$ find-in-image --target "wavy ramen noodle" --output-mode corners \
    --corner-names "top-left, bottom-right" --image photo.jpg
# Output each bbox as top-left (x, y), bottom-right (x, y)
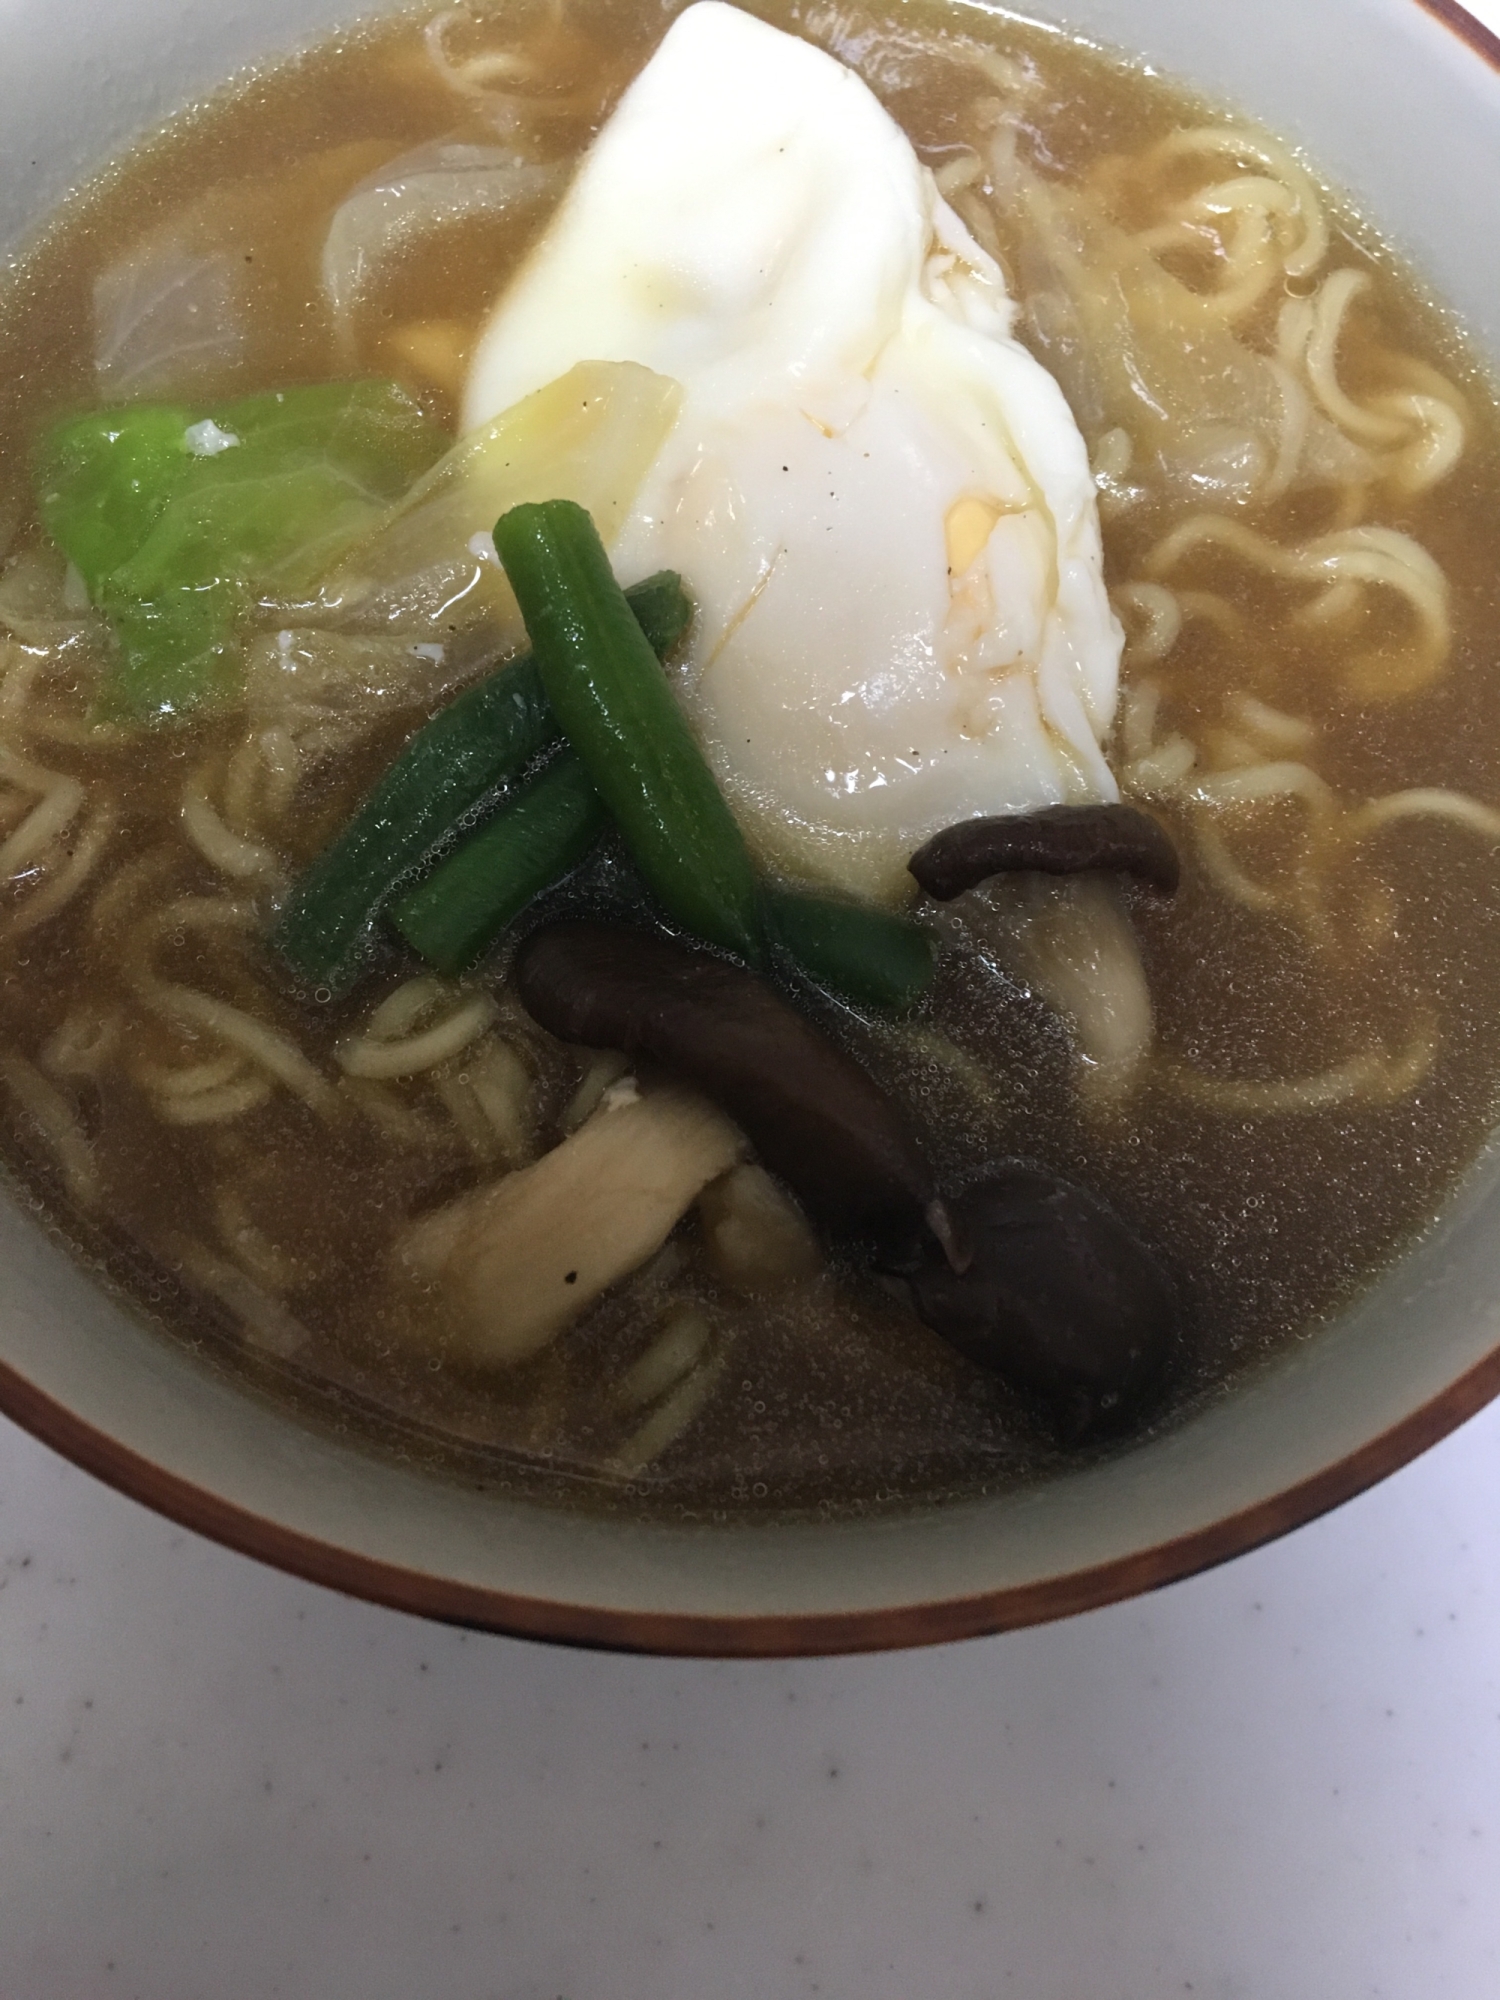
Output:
top-left (0, 0), bottom-right (1498, 1515)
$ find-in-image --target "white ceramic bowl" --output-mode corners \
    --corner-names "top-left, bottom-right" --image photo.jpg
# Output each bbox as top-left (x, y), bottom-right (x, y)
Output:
top-left (2, 0), bottom-right (1498, 1654)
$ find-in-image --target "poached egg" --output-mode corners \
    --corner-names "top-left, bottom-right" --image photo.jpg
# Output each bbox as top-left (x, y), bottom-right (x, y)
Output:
top-left (464, 1), bottom-right (1122, 903)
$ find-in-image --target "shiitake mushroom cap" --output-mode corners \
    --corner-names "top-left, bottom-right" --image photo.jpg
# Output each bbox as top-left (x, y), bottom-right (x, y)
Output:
top-left (518, 922), bottom-right (1180, 1446)
top-left (515, 919), bottom-right (933, 1235)
top-left (902, 1165), bottom-right (1179, 1443)
top-left (908, 803), bottom-right (1180, 901)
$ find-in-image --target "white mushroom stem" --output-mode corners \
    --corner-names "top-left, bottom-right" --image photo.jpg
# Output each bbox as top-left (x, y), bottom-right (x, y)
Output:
top-left (699, 1163), bottom-right (821, 1292)
top-left (397, 1082), bottom-right (746, 1367)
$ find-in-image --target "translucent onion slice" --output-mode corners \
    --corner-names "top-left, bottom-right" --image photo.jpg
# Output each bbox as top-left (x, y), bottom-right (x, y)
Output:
top-left (320, 141), bottom-right (561, 338)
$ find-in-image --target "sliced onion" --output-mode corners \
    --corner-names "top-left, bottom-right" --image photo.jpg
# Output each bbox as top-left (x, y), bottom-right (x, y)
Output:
top-left (94, 240), bottom-right (248, 399)
top-left (321, 142), bottom-right (560, 337)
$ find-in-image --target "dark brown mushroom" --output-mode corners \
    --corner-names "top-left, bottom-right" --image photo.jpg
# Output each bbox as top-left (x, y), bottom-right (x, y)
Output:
top-left (900, 1165), bottom-right (1178, 1441)
top-left (908, 803), bottom-right (1180, 901)
top-left (518, 922), bottom-right (1181, 1444)
top-left (515, 921), bottom-right (935, 1237)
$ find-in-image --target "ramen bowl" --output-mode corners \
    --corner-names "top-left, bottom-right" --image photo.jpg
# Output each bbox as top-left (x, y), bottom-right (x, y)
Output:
top-left (0, 0), bottom-right (1498, 1654)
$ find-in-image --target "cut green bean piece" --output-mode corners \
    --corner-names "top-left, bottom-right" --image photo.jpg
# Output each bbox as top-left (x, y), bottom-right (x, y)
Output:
top-left (391, 752), bottom-right (607, 975)
top-left (492, 499), bottom-right (763, 965)
top-left (603, 566), bottom-right (694, 665)
top-left (272, 568), bottom-right (691, 993)
top-left (763, 885), bottom-right (937, 1012)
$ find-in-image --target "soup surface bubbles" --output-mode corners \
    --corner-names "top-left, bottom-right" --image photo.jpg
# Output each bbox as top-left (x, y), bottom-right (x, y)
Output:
top-left (1, 0), bottom-right (1499, 1519)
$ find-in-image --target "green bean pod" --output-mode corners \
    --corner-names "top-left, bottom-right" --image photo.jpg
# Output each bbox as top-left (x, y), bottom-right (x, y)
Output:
top-left (492, 499), bottom-right (764, 965)
top-left (272, 569), bottom-right (691, 993)
top-left (762, 885), bottom-right (937, 1013)
top-left (391, 752), bottom-right (607, 975)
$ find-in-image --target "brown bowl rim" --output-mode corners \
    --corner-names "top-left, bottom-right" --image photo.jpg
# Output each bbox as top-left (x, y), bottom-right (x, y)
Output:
top-left (2, 0), bottom-right (1499, 1658)
top-left (3, 1325), bottom-right (1500, 1654)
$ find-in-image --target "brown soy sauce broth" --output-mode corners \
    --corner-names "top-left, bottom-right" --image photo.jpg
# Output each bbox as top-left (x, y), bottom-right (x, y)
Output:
top-left (0, 0), bottom-right (1498, 1519)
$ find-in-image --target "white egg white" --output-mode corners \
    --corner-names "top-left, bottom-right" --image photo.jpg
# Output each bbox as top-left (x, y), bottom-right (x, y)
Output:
top-left (464, 0), bottom-right (1123, 902)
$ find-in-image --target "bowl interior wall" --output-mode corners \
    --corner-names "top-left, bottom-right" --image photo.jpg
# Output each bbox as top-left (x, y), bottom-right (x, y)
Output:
top-left (0, 0), bottom-right (1497, 1645)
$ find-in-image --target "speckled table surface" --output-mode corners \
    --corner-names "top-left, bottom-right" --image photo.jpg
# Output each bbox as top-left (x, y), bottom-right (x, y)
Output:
top-left (6, 0), bottom-right (1500, 1989)
top-left (1, 1391), bottom-right (1497, 1999)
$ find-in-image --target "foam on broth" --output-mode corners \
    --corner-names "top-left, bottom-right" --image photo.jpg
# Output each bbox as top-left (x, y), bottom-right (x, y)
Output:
top-left (1, 0), bottom-right (1499, 1518)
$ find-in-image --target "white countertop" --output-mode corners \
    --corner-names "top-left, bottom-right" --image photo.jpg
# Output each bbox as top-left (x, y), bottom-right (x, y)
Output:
top-left (1, 1396), bottom-right (1497, 1997)
top-left (5, 0), bottom-right (1500, 1987)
